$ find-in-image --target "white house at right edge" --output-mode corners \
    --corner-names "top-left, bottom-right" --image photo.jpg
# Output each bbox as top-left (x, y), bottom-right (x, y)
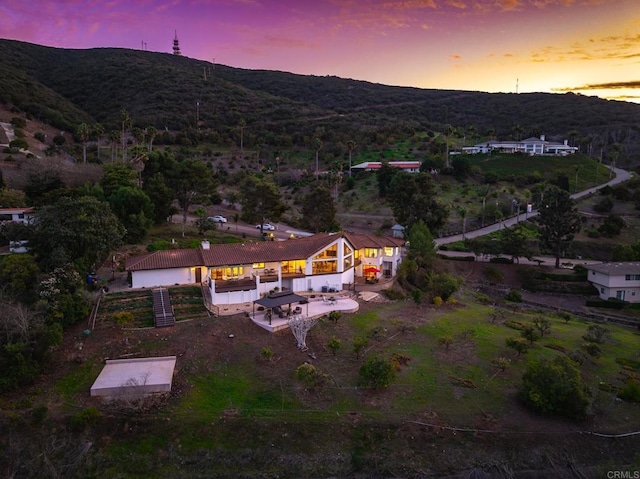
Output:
top-left (463, 136), bottom-right (578, 156)
top-left (586, 262), bottom-right (640, 303)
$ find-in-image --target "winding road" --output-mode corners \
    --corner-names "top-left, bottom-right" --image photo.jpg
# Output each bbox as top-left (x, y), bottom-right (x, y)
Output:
top-left (435, 165), bottom-right (633, 247)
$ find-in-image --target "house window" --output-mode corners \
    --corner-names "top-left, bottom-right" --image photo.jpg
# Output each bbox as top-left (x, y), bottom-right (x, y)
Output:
top-left (600, 288), bottom-right (605, 294)
top-left (384, 247), bottom-right (394, 257)
top-left (364, 248), bottom-right (378, 258)
top-left (253, 262), bottom-right (265, 269)
top-left (0, 214), bottom-right (11, 221)
top-left (591, 271), bottom-right (595, 276)
top-left (344, 244), bottom-right (353, 255)
top-left (312, 260), bottom-right (337, 274)
top-left (223, 267), bottom-right (244, 279)
top-left (314, 244), bottom-right (338, 260)
top-left (343, 254), bottom-right (353, 270)
top-left (625, 274), bottom-right (640, 281)
top-left (281, 260), bottom-right (305, 274)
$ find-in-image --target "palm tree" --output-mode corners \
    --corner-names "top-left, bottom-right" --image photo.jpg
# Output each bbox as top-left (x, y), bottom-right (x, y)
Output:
top-left (108, 130), bottom-right (120, 163)
top-left (120, 109), bottom-right (132, 162)
top-left (129, 145), bottom-right (148, 187)
top-left (145, 126), bottom-right (157, 152)
top-left (76, 123), bottom-right (90, 164)
top-left (347, 140), bottom-right (356, 177)
top-left (131, 127), bottom-right (145, 146)
top-left (313, 137), bottom-right (323, 180)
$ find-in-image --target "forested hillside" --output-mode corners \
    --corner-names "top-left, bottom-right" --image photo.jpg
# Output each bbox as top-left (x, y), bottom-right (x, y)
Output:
top-left (1, 38), bottom-right (640, 160)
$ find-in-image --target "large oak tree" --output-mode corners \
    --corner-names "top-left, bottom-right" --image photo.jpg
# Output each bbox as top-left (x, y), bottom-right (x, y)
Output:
top-left (30, 196), bottom-right (125, 273)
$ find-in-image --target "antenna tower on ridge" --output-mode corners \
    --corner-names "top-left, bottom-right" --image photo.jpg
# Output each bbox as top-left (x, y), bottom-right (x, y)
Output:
top-left (173, 30), bottom-right (181, 56)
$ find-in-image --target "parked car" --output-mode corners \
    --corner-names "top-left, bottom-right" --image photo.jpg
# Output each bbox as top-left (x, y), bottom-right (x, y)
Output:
top-left (208, 215), bottom-right (227, 223)
top-left (256, 223), bottom-right (275, 231)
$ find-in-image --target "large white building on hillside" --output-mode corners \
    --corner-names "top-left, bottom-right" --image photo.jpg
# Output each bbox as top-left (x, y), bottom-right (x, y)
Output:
top-left (463, 136), bottom-right (578, 156)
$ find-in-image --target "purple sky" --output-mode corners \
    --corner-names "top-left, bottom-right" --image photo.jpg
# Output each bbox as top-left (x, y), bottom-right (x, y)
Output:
top-left (1, 0), bottom-right (639, 103)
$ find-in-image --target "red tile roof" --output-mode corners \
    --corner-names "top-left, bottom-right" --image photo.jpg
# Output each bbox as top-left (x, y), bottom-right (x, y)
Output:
top-left (126, 233), bottom-right (405, 272)
top-left (344, 232), bottom-right (405, 249)
top-left (125, 249), bottom-right (204, 271)
top-left (200, 233), bottom-right (343, 266)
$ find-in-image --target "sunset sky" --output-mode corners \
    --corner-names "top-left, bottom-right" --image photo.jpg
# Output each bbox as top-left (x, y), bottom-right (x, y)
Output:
top-left (1, 0), bottom-right (639, 103)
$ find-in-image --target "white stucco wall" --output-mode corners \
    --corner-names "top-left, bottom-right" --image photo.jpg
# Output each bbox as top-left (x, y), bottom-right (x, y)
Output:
top-left (131, 268), bottom-right (193, 289)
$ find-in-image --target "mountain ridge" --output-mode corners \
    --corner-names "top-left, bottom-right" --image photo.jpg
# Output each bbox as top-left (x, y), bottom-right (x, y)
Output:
top-left (0, 38), bottom-right (639, 159)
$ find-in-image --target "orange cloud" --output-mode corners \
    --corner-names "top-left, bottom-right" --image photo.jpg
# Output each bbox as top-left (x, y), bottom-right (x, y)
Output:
top-left (554, 80), bottom-right (640, 91)
top-left (529, 31), bottom-right (640, 63)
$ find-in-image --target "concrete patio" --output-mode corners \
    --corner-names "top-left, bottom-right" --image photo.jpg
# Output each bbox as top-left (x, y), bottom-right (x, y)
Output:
top-left (249, 294), bottom-right (360, 332)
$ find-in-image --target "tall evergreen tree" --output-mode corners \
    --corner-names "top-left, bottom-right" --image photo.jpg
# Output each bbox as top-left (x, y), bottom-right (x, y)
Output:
top-left (534, 186), bottom-right (581, 268)
top-left (387, 172), bottom-right (448, 233)
top-left (301, 184), bottom-right (337, 233)
top-left (239, 176), bottom-right (287, 232)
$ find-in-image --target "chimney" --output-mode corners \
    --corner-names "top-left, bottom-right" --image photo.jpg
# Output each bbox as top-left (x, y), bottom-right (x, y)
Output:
top-left (540, 135), bottom-right (545, 141)
top-left (201, 240), bottom-right (210, 250)
top-left (564, 139), bottom-right (568, 145)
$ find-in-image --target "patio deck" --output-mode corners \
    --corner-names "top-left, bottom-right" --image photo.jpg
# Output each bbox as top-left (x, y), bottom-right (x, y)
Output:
top-left (250, 295), bottom-right (359, 332)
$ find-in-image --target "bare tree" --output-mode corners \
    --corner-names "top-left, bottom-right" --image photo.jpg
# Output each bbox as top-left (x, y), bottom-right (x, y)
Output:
top-left (288, 315), bottom-right (318, 351)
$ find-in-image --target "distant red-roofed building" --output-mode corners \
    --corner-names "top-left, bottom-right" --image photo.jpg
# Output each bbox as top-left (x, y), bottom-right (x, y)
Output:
top-left (126, 233), bottom-right (405, 309)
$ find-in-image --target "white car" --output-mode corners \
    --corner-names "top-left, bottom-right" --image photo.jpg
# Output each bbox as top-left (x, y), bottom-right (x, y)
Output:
top-left (256, 223), bottom-right (275, 231)
top-left (209, 215), bottom-right (227, 223)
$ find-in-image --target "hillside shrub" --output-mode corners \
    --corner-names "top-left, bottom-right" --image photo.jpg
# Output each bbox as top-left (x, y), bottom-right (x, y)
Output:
top-left (582, 324), bottom-right (609, 344)
top-left (504, 319), bottom-right (526, 331)
top-left (296, 364), bottom-right (328, 390)
top-left (505, 290), bottom-right (522, 302)
top-left (326, 337), bottom-right (341, 356)
top-left (352, 336), bottom-right (369, 359)
top-left (69, 407), bottom-right (100, 432)
top-left (483, 266), bottom-right (504, 284)
top-left (9, 139), bottom-right (28, 150)
top-left (358, 356), bottom-right (396, 388)
top-left (593, 196), bottom-right (614, 213)
top-left (581, 342), bottom-right (602, 358)
top-left (520, 356), bottom-right (590, 420)
top-left (328, 311), bottom-right (341, 324)
top-left (618, 380), bottom-right (640, 403)
top-left (505, 337), bottom-right (529, 356)
top-left (490, 257), bottom-right (513, 264)
top-left (113, 311), bottom-right (134, 327)
top-left (261, 347), bottom-right (273, 361)
top-left (586, 298), bottom-right (628, 309)
top-left (384, 288), bottom-right (405, 300)
top-left (438, 254), bottom-right (475, 262)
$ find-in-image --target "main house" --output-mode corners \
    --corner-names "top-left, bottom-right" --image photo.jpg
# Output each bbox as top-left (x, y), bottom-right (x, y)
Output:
top-left (585, 262), bottom-right (640, 303)
top-left (463, 136), bottom-right (578, 156)
top-left (126, 232), bottom-right (405, 309)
